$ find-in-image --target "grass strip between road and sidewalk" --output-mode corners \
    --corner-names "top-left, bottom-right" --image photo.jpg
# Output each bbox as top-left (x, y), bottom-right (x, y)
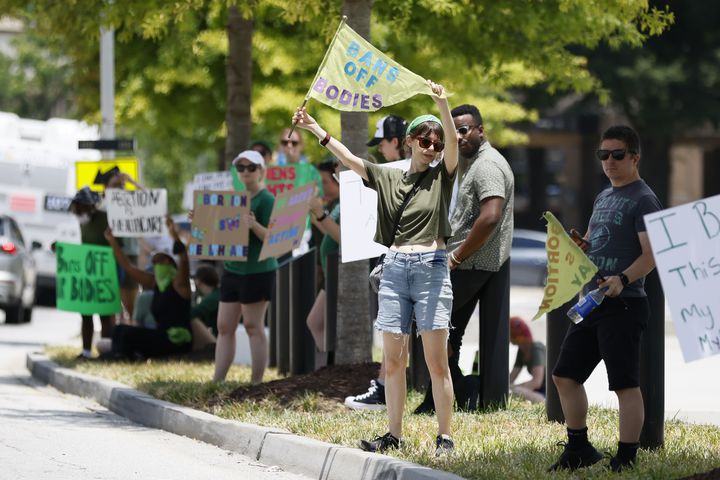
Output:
top-left (46, 346), bottom-right (720, 480)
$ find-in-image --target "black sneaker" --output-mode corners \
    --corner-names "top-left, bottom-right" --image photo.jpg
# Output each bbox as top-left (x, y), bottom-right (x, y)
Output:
top-left (609, 455), bottom-right (635, 473)
top-left (548, 441), bottom-right (604, 471)
top-left (435, 434), bottom-right (454, 457)
top-left (359, 432), bottom-right (401, 453)
top-left (344, 380), bottom-right (386, 411)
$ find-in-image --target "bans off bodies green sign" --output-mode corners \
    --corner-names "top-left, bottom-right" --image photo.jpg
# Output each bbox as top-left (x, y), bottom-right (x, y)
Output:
top-left (55, 242), bottom-right (122, 315)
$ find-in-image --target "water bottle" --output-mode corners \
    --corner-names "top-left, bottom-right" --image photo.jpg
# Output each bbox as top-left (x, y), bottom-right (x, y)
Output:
top-left (567, 288), bottom-right (607, 324)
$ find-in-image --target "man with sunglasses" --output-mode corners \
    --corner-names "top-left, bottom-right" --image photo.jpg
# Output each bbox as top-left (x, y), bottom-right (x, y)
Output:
top-left (276, 128), bottom-right (308, 166)
top-left (414, 103), bottom-right (515, 414)
top-left (549, 125), bottom-right (661, 473)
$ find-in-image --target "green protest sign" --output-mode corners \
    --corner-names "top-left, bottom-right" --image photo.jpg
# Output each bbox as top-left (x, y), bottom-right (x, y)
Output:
top-left (55, 242), bottom-right (122, 315)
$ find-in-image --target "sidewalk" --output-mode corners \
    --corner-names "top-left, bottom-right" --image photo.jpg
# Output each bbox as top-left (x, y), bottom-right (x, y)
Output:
top-left (26, 352), bottom-right (464, 480)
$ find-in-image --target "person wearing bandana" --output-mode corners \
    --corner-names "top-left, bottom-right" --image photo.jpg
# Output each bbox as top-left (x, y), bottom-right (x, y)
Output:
top-left (97, 216), bottom-right (193, 359)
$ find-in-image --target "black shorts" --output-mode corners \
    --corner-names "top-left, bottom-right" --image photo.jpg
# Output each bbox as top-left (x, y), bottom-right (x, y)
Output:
top-left (552, 296), bottom-right (649, 391)
top-left (220, 270), bottom-right (276, 304)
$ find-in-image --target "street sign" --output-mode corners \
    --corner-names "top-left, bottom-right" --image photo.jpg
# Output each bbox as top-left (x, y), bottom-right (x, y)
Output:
top-left (75, 158), bottom-right (139, 192)
top-left (78, 139), bottom-right (135, 151)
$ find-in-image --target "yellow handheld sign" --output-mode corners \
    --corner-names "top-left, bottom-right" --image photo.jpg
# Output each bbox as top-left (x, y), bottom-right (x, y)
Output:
top-left (75, 158), bottom-right (139, 192)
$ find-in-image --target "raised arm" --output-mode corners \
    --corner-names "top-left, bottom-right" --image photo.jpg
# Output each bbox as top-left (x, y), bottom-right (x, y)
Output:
top-left (104, 228), bottom-right (155, 290)
top-left (292, 107), bottom-right (369, 182)
top-left (428, 80), bottom-right (458, 176)
top-left (167, 216), bottom-right (191, 300)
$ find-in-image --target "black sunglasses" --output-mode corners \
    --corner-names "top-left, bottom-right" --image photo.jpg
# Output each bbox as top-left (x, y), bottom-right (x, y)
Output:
top-left (456, 125), bottom-right (477, 135)
top-left (417, 137), bottom-right (445, 152)
top-left (596, 149), bottom-right (635, 161)
top-left (281, 140), bottom-right (299, 147)
top-left (236, 164), bottom-right (259, 172)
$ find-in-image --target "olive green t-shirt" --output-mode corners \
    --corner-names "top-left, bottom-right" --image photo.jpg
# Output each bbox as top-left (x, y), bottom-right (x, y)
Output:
top-left (362, 159), bottom-right (456, 247)
top-left (224, 189), bottom-right (279, 275)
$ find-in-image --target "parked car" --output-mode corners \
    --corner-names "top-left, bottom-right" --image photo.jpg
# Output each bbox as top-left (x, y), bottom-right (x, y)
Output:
top-left (0, 215), bottom-right (36, 323)
top-left (510, 229), bottom-right (547, 287)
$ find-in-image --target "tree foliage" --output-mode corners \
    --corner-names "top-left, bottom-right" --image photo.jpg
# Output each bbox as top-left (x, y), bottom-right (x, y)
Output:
top-left (0, 0), bottom-right (673, 210)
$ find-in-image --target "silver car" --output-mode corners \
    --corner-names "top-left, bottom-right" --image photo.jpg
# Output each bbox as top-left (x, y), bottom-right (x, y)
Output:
top-left (0, 215), bottom-right (36, 323)
top-left (510, 229), bottom-right (547, 287)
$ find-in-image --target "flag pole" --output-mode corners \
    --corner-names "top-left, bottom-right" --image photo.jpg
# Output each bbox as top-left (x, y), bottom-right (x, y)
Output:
top-left (288, 16), bottom-right (348, 138)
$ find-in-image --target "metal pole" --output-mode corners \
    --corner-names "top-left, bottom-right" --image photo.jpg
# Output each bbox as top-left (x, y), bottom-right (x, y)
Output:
top-left (275, 263), bottom-right (290, 375)
top-left (289, 249), bottom-right (316, 375)
top-left (324, 251), bottom-right (339, 355)
top-left (639, 270), bottom-right (665, 449)
top-left (100, 23), bottom-right (115, 159)
top-left (268, 287), bottom-right (277, 368)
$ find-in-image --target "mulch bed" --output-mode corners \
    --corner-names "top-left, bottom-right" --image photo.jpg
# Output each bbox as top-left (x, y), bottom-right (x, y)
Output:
top-left (680, 468), bottom-right (720, 480)
top-left (228, 362), bottom-right (382, 411)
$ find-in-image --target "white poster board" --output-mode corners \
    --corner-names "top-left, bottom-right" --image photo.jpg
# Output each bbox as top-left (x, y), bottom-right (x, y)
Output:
top-left (644, 194), bottom-right (720, 362)
top-left (106, 188), bottom-right (168, 237)
top-left (182, 171), bottom-right (234, 209)
top-left (339, 159), bottom-right (410, 263)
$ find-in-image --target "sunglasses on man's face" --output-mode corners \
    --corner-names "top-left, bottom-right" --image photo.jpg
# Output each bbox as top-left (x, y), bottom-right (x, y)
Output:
top-left (236, 164), bottom-right (259, 173)
top-left (596, 149), bottom-right (635, 161)
top-left (417, 137), bottom-right (445, 152)
top-left (281, 140), bottom-right (299, 147)
top-left (455, 125), bottom-right (477, 136)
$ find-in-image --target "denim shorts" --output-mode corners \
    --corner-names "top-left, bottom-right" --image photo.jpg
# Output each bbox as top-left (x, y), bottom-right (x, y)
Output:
top-left (375, 250), bottom-right (453, 335)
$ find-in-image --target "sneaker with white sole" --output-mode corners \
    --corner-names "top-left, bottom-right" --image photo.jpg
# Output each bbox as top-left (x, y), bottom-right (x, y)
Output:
top-left (344, 380), bottom-right (386, 411)
top-left (435, 434), bottom-right (454, 457)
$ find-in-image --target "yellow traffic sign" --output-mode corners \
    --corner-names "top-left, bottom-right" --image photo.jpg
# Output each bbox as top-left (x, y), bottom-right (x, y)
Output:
top-left (75, 158), bottom-right (139, 192)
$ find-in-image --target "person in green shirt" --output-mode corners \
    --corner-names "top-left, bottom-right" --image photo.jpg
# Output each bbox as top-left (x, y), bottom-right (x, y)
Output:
top-left (213, 150), bottom-right (278, 384)
top-left (293, 80), bottom-right (458, 457)
top-left (305, 161), bottom-right (340, 351)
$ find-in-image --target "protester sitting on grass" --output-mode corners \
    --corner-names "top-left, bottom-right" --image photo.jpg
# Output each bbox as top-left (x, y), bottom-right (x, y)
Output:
top-left (67, 186), bottom-right (115, 359)
top-left (293, 79), bottom-right (458, 457)
top-left (97, 216), bottom-right (193, 360)
top-left (189, 265), bottom-right (221, 352)
top-left (509, 316), bottom-right (546, 404)
top-left (306, 160), bottom-right (341, 352)
top-left (213, 150), bottom-right (278, 384)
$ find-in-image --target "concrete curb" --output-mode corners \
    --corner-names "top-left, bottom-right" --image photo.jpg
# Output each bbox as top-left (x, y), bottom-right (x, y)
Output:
top-left (27, 353), bottom-right (464, 480)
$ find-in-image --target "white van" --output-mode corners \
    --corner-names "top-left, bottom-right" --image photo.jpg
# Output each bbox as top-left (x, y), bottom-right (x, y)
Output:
top-left (0, 111), bottom-right (101, 303)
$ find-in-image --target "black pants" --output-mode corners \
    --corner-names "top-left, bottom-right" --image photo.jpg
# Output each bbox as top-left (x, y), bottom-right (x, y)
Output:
top-left (111, 325), bottom-right (192, 359)
top-left (421, 259), bottom-right (511, 409)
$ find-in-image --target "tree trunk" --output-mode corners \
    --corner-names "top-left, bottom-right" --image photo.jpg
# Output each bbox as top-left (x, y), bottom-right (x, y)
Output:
top-left (224, 6), bottom-right (253, 170)
top-left (335, 0), bottom-right (374, 365)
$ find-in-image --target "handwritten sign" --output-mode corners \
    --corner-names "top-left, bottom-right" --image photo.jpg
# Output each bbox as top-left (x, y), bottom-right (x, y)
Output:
top-left (106, 188), bottom-right (167, 237)
top-left (188, 190), bottom-right (250, 261)
top-left (338, 159), bottom-right (410, 263)
top-left (75, 158), bottom-right (139, 192)
top-left (645, 194), bottom-right (720, 362)
top-left (259, 184), bottom-right (314, 261)
top-left (232, 164), bottom-right (323, 198)
top-left (55, 242), bottom-right (121, 315)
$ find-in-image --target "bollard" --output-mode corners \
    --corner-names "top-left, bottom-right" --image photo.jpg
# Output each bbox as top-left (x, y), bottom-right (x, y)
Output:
top-left (268, 292), bottom-right (277, 368)
top-left (275, 262), bottom-right (290, 375)
top-left (289, 249), bottom-right (317, 375)
top-left (324, 251), bottom-right (339, 357)
top-left (546, 298), bottom-right (575, 423)
top-left (639, 269), bottom-right (665, 449)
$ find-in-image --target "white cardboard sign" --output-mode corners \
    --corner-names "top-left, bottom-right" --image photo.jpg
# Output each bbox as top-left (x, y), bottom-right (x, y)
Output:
top-left (644, 194), bottom-right (720, 362)
top-left (106, 188), bottom-right (168, 237)
top-left (338, 159), bottom-right (411, 263)
top-left (182, 171), bottom-right (234, 209)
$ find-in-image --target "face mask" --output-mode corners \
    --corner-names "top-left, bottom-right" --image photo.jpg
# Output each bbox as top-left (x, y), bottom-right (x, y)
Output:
top-left (77, 213), bottom-right (91, 225)
top-left (154, 264), bottom-right (177, 292)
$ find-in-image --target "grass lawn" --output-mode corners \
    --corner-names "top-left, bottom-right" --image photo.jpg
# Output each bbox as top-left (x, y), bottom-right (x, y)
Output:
top-left (47, 346), bottom-right (720, 479)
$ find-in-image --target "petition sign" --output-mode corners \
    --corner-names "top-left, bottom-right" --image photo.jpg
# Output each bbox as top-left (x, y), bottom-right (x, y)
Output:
top-left (645, 194), bottom-right (720, 362)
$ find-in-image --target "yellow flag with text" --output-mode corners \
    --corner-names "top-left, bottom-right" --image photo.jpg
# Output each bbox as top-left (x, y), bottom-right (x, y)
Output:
top-left (532, 212), bottom-right (598, 320)
top-left (307, 19), bottom-right (435, 112)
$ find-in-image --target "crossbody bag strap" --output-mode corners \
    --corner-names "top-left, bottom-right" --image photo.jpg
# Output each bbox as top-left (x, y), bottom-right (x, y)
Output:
top-left (384, 167), bottom-right (431, 248)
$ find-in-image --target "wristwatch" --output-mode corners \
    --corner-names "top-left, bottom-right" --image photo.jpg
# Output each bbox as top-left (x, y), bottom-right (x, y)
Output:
top-left (618, 272), bottom-right (630, 288)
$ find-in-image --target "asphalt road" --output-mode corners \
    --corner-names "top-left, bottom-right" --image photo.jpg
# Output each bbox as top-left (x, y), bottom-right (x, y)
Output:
top-left (0, 307), bottom-right (309, 480)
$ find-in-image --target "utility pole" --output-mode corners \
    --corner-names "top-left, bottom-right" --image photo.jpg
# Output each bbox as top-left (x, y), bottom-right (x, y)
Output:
top-left (100, 22), bottom-right (114, 159)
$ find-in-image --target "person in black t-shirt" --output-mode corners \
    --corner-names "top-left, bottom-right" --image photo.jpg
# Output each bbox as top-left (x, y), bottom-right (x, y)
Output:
top-left (549, 125), bottom-right (662, 473)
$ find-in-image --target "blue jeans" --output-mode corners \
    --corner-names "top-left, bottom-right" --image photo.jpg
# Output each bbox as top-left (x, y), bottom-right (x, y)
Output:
top-left (375, 250), bottom-right (453, 335)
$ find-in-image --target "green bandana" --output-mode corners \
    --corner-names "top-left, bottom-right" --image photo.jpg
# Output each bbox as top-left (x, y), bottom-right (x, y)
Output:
top-left (406, 114), bottom-right (442, 135)
top-left (154, 264), bottom-right (177, 292)
top-left (167, 327), bottom-right (192, 345)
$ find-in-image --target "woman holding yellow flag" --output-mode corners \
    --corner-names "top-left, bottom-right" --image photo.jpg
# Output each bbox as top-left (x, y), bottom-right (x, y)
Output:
top-left (293, 79), bottom-right (458, 456)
